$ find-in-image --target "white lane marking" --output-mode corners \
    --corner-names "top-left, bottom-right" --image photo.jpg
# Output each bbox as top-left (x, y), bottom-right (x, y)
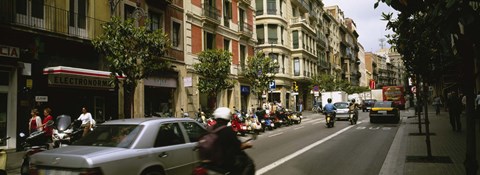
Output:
top-left (255, 124), bottom-right (357, 175)
top-left (293, 126), bottom-right (304, 130)
top-left (304, 118), bottom-right (323, 123)
top-left (268, 132), bottom-right (284, 137)
top-left (312, 121), bottom-right (322, 125)
top-left (382, 127), bottom-right (392, 130)
top-left (369, 126), bottom-right (381, 130)
top-left (356, 126), bottom-right (367, 130)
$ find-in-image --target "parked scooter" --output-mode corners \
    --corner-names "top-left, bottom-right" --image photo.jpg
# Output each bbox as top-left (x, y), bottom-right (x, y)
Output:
top-left (230, 113), bottom-right (247, 136)
top-left (52, 115), bottom-right (83, 148)
top-left (288, 110), bottom-right (302, 124)
top-left (20, 120), bottom-right (54, 175)
top-left (0, 137), bottom-right (11, 175)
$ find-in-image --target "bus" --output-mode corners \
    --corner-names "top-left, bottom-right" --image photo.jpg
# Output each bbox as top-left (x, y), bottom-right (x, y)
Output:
top-left (382, 86), bottom-right (406, 109)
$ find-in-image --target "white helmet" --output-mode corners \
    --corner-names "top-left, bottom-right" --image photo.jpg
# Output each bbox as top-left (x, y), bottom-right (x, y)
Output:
top-left (213, 107), bottom-right (231, 120)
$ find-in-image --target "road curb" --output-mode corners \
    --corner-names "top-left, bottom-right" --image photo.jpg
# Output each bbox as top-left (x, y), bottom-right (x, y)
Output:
top-left (379, 116), bottom-right (406, 175)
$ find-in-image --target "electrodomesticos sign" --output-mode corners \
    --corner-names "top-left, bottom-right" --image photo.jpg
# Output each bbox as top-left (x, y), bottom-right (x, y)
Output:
top-left (47, 74), bottom-right (113, 89)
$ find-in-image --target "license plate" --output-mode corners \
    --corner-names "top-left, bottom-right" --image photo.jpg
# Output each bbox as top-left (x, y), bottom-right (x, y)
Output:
top-left (40, 169), bottom-right (74, 175)
top-left (378, 111), bottom-right (387, 114)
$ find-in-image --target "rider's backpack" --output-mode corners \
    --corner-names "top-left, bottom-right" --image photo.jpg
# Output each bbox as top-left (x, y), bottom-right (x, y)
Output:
top-left (197, 125), bottom-right (227, 163)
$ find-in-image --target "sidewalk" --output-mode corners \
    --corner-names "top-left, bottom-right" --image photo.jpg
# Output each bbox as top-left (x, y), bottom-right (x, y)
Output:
top-left (381, 106), bottom-right (480, 175)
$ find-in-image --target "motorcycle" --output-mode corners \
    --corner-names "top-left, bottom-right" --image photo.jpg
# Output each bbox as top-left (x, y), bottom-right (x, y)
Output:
top-left (230, 113), bottom-right (247, 136)
top-left (288, 110), bottom-right (302, 124)
top-left (20, 120), bottom-right (54, 175)
top-left (0, 137), bottom-right (11, 175)
top-left (349, 109), bottom-right (358, 125)
top-left (324, 111), bottom-right (336, 128)
top-left (192, 134), bottom-right (257, 175)
top-left (52, 115), bottom-right (83, 148)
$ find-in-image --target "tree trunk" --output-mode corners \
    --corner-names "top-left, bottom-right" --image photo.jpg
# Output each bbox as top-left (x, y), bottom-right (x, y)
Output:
top-left (422, 81), bottom-right (432, 158)
top-left (457, 34), bottom-right (478, 175)
top-left (416, 74), bottom-right (423, 133)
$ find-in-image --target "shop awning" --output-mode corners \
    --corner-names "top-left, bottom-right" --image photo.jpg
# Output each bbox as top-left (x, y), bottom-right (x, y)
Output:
top-left (43, 66), bottom-right (125, 79)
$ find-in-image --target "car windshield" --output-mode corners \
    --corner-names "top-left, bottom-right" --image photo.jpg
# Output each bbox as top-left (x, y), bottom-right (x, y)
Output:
top-left (374, 101), bottom-right (392, 108)
top-left (73, 125), bottom-right (143, 148)
top-left (334, 103), bottom-right (349, 109)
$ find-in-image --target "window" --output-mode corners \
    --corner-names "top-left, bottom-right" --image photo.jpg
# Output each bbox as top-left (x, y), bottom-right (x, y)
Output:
top-left (267, 0), bottom-right (276, 14)
top-left (16, 0), bottom-right (44, 27)
top-left (255, 0), bottom-right (263, 15)
top-left (182, 122), bottom-right (207, 142)
top-left (256, 25), bottom-right (264, 44)
top-left (148, 11), bottom-right (163, 31)
top-left (0, 72), bottom-right (9, 86)
top-left (154, 123), bottom-right (185, 147)
top-left (124, 4), bottom-right (135, 19)
top-left (172, 20), bottom-right (181, 48)
top-left (205, 32), bottom-right (215, 50)
top-left (280, 26), bottom-right (284, 45)
top-left (69, 0), bottom-right (86, 29)
top-left (294, 58), bottom-right (300, 76)
top-left (239, 8), bottom-right (245, 31)
top-left (224, 39), bottom-right (230, 51)
top-left (223, 0), bottom-right (232, 27)
top-left (240, 45), bottom-right (246, 71)
top-left (268, 24), bottom-right (277, 44)
top-left (292, 30), bottom-right (298, 49)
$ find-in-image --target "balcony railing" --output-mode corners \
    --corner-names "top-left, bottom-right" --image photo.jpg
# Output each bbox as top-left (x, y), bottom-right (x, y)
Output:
top-left (202, 4), bottom-right (221, 23)
top-left (0, 0), bottom-right (106, 40)
top-left (239, 0), bottom-right (251, 6)
top-left (238, 22), bottom-right (252, 37)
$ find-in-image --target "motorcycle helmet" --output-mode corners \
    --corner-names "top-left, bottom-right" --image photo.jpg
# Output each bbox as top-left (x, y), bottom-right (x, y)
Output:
top-left (213, 107), bottom-right (231, 120)
top-left (351, 99), bottom-right (356, 103)
top-left (327, 98), bottom-right (332, 103)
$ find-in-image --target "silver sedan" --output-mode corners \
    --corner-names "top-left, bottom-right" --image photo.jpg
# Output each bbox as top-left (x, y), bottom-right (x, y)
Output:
top-left (29, 117), bottom-right (207, 175)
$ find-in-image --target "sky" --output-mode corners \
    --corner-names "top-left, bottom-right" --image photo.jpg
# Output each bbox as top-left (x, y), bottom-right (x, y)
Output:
top-left (322, 0), bottom-right (398, 52)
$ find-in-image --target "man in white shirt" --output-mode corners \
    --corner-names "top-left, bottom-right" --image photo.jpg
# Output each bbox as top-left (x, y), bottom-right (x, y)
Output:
top-left (78, 107), bottom-right (94, 137)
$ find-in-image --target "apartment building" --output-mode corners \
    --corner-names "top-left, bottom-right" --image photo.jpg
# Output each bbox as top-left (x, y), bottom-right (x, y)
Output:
top-left (358, 43), bottom-right (368, 87)
top-left (184, 0), bottom-right (256, 113)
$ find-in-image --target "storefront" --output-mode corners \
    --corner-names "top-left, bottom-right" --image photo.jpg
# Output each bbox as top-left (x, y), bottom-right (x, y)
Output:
top-left (42, 66), bottom-right (122, 121)
top-left (144, 76), bottom-right (177, 117)
top-left (0, 44), bottom-right (20, 149)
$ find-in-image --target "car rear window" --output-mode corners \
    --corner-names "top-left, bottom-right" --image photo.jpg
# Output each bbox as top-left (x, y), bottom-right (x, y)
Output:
top-left (374, 101), bottom-right (392, 107)
top-left (334, 103), bottom-right (349, 109)
top-left (74, 125), bottom-right (143, 148)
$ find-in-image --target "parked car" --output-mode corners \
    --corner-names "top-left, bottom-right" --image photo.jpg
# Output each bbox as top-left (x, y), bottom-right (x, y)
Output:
top-left (361, 99), bottom-right (377, 112)
top-left (369, 101), bottom-right (400, 123)
top-left (29, 117), bottom-right (208, 175)
top-left (333, 102), bottom-right (350, 121)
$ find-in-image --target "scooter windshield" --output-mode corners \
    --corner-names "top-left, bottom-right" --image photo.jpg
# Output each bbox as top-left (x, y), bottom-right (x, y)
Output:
top-left (56, 115), bottom-right (72, 132)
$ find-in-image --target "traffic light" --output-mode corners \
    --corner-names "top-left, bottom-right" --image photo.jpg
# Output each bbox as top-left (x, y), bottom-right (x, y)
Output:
top-left (293, 81), bottom-right (298, 92)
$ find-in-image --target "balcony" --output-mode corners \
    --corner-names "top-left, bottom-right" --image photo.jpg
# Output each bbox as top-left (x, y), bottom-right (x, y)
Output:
top-left (291, 0), bottom-right (310, 12)
top-left (239, 0), bottom-right (251, 6)
top-left (0, 0), bottom-right (106, 40)
top-left (238, 22), bottom-right (253, 38)
top-left (202, 4), bottom-right (221, 24)
top-left (316, 34), bottom-right (327, 49)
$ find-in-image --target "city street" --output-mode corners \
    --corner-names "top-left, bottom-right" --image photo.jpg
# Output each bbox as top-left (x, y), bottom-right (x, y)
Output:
top-left (247, 111), bottom-right (400, 175)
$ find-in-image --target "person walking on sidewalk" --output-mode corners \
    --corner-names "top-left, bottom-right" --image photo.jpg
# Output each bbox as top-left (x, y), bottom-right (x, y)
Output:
top-left (433, 96), bottom-right (443, 115)
top-left (447, 91), bottom-right (462, 132)
top-left (475, 92), bottom-right (480, 116)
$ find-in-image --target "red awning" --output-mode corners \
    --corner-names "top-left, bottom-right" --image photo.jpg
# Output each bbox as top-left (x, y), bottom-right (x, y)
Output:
top-left (43, 66), bottom-right (125, 79)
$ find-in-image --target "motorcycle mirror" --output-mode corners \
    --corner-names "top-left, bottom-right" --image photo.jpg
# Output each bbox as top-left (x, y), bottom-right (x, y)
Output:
top-left (19, 132), bottom-right (25, 137)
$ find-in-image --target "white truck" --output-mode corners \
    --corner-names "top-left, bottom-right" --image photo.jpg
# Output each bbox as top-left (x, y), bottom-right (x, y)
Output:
top-left (348, 93), bottom-right (362, 105)
top-left (321, 91), bottom-right (348, 108)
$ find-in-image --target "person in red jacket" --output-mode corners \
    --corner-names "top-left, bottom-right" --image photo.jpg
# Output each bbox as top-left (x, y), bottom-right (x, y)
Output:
top-left (42, 107), bottom-right (54, 144)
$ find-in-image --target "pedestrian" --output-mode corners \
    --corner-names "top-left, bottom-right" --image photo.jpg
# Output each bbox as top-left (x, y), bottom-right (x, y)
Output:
top-left (461, 92), bottom-right (466, 112)
top-left (78, 107), bottom-right (94, 137)
top-left (298, 99), bottom-right (303, 113)
top-left (433, 95), bottom-right (442, 115)
top-left (208, 107), bottom-right (255, 175)
top-left (42, 107), bottom-right (54, 147)
top-left (475, 92), bottom-right (480, 117)
top-left (29, 108), bottom-right (42, 134)
top-left (447, 91), bottom-right (462, 132)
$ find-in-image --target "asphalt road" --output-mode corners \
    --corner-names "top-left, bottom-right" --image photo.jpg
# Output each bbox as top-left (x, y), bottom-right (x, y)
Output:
top-left (247, 111), bottom-right (400, 175)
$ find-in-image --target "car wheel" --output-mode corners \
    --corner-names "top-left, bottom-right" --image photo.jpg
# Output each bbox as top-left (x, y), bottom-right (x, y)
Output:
top-left (142, 167), bottom-right (165, 175)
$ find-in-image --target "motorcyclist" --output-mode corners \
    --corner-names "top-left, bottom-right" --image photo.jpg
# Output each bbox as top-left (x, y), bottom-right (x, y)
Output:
top-left (349, 99), bottom-right (359, 123)
top-left (323, 98), bottom-right (337, 125)
top-left (209, 107), bottom-right (254, 175)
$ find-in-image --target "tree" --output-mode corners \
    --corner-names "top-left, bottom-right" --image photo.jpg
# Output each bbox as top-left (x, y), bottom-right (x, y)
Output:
top-left (243, 51), bottom-right (279, 105)
top-left (376, 0), bottom-right (479, 173)
top-left (193, 49), bottom-right (234, 109)
top-left (92, 17), bottom-right (171, 118)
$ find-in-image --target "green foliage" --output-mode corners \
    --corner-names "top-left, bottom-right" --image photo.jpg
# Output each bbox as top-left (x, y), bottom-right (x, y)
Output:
top-left (193, 49), bottom-right (234, 97)
top-left (243, 51), bottom-right (279, 95)
top-left (92, 17), bottom-right (171, 91)
top-left (308, 74), bottom-right (369, 93)
top-left (375, 0), bottom-right (480, 83)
